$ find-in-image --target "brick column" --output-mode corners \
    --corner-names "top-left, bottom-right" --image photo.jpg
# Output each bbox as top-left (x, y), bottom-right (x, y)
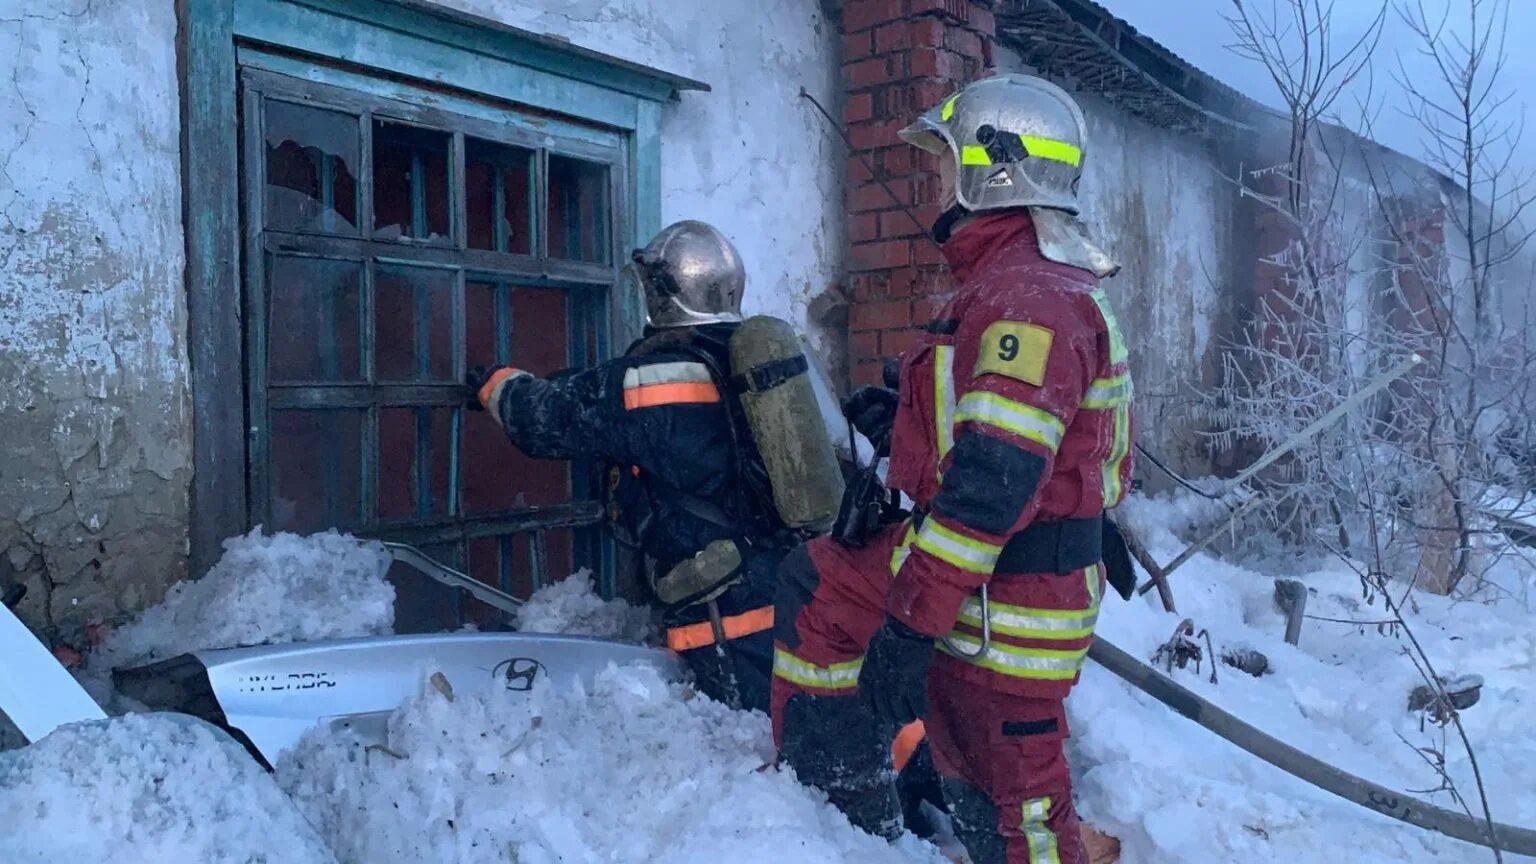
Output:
top-left (840, 0), bottom-right (997, 387)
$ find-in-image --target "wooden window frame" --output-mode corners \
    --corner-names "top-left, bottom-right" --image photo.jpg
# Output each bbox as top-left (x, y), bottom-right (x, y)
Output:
top-left (178, 0), bottom-right (706, 583)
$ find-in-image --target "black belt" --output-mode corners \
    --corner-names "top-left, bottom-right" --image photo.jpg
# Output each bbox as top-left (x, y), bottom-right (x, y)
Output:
top-left (914, 512), bottom-right (1103, 575)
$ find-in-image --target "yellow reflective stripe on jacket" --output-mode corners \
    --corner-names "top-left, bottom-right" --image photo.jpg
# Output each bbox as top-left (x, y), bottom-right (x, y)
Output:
top-left (1089, 289), bottom-right (1128, 365)
top-left (914, 518), bottom-right (1002, 575)
top-left (1101, 403), bottom-right (1131, 506)
top-left (1022, 797), bottom-right (1062, 864)
top-left (955, 391), bottom-right (1066, 452)
top-left (935, 345), bottom-right (956, 472)
top-left (1082, 372), bottom-right (1133, 410)
top-left (954, 593), bottom-right (1099, 641)
top-left (772, 648), bottom-right (862, 690)
top-left (937, 633), bottom-right (1090, 680)
top-left (889, 522), bottom-right (918, 575)
top-left (1086, 562), bottom-right (1102, 606)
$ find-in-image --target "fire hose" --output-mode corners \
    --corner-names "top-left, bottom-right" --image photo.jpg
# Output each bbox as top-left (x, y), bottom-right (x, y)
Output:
top-left (1088, 636), bottom-right (1536, 855)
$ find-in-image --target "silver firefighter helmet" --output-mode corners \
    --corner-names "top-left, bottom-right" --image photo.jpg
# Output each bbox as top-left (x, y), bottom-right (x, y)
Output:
top-left (629, 220), bottom-right (746, 328)
top-left (900, 73), bottom-right (1118, 277)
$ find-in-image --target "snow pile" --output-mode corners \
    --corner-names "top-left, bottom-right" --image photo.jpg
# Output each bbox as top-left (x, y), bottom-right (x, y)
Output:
top-left (1071, 491), bottom-right (1536, 863)
top-left (277, 663), bottom-right (945, 864)
top-left (0, 713), bottom-right (337, 864)
top-left (94, 529), bottom-right (395, 670)
top-left (513, 570), bottom-right (656, 644)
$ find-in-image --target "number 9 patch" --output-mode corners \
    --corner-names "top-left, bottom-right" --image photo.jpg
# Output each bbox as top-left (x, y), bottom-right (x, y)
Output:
top-left (974, 321), bottom-right (1053, 386)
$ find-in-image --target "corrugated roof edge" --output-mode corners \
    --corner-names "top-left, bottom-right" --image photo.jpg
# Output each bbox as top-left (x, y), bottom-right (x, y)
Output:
top-left (996, 0), bottom-right (1259, 132)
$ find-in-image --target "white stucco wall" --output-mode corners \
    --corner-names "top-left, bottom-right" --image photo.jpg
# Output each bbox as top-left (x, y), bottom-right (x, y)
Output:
top-left (996, 46), bottom-right (1242, 473)
top-left (0, 0), bottom-right (190, 639)
top-left (435, 0), bottom-right (847, 358)
top-left (0, 0), bottom-right (842, 636)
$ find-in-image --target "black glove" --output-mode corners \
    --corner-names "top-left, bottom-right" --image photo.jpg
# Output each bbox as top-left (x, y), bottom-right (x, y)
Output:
top-left (858, 616), bottom-right (935, 726)
top-left (465, 365), bottom-right (503, 412)
top-left (843, 385), bottom-right (898, 451)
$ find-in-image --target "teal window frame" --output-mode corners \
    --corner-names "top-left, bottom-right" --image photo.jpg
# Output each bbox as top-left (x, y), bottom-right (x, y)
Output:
top-left (179, 0), bottom-right (706, 587)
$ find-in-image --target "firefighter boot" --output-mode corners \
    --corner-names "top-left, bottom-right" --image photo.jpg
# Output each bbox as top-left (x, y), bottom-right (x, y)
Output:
top-left (780, 692), bottom-right (903, 839)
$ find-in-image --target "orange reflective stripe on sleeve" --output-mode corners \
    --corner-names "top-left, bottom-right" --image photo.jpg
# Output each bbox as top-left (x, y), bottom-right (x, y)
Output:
top-left (623, 362), bottom-right (721, 410)
top-left (664, 605), bottom-right (774, 652)
top-left (892, 720), bottom-right (926, 773)
top-left (624, 381), bottom-right (721, 410)
top-left (477, 367), bottom-right (521, 408)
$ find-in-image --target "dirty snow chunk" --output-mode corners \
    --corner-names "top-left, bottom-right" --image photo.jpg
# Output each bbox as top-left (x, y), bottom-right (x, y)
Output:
top-left (95, 529), bottom-right (395, 669)
top-left (0, 713), bottom-right (337, 864)
top-left (277, 664), bottom-right (945, 864)
top-left (513, 570), bottom-right (656, 644)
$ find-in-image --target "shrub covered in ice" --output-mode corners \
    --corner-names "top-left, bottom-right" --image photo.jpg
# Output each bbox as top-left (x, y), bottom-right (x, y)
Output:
top-left (0, 713), bottom-right (336, 863)
top-left (513, 570), bottom-right (656, 644)
top-left (277, 663), bottom-right (943, 864)
top-left (95, 528), bottom-right (395, 670)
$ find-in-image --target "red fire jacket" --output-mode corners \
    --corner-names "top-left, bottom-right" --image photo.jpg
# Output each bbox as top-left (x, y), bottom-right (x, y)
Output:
top-left (884, 211), bottom-right (1135, 648)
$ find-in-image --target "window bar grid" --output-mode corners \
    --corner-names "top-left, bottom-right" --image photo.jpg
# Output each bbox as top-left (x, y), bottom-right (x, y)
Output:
top-left (499, 535), bottom-right (515, 600)
top-left (530, 528), bottom-right (548, 592)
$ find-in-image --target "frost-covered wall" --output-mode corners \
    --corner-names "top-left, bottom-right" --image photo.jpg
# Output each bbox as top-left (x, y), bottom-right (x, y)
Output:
top-left (0, 1), bottom-right (190, 641)
top-left (1075, 91), bottom-right (1240, 463)
top-left (435, 0), bottom-right (847, 360)
top-left (997, 47), bottom-right (1245, 475)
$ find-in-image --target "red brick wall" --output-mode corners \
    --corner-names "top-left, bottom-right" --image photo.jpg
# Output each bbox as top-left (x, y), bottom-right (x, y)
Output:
top-left (840, 0), bottom-right (998, 386)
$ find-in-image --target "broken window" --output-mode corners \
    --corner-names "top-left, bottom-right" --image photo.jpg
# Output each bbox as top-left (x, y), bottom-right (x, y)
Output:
top-left (241, 70), bottom-right (622, 630)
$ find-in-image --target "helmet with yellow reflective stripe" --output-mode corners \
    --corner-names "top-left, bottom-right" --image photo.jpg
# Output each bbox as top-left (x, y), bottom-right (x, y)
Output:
top-left (901, 73), bottom-right (1088, 216)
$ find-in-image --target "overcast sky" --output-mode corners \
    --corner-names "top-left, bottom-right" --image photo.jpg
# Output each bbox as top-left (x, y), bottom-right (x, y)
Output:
top-left (1103, 0), bottom-right (1535, 178)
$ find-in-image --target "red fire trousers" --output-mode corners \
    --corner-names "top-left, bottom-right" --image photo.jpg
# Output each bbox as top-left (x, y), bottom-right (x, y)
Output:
top-left (772, 523), bottom-right (1093, 864)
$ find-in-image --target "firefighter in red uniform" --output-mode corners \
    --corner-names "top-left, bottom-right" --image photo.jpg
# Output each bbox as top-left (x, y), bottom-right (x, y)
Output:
top-left (772, 74), bottom-right (1136, 863)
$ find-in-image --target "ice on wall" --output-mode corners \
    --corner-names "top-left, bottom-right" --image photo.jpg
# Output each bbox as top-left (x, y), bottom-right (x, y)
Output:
top-left (513, 570), bottom-right (657, 644)
top-left (92, 529), bottom-right (395, 672)
top-left (276, 663), bottom-right (945, 864)
top-left (0, 713), bottom-right (337, 864)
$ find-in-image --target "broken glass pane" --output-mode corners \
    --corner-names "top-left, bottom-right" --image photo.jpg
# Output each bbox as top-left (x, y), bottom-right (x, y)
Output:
top-left (466, 139), bottom-right (533, 254)
top-left (267, 256), bottom-right (363, 383)
top-left (386, 541), bottom-right (463, 634)
top-left (510, 286), bottom-right (570, 375)
top-left (377, 406), bottom-right (455, 521)
top-left (464, 530), bottom-right (574, 606)
top-left (373, 119), bottom-right (451, 242)
top-left (459, 412), bottom-right (570, 514)
top-left (374, 265), bottom-right (454, 382)
top-left (269, 408), bottom-right (364, 534)
top-left (264, 100), bottom-right (360, 234)
top-left (464, 279), bottom-right (507, 369)
top-left (546, 155), bottom-right (611, 264)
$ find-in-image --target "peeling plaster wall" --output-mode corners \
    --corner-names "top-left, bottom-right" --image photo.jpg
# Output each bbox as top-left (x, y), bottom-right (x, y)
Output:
top-left (0, 1), bottom-right (190, 641)
top-left (1073, 93), bottom-right (1243, 476)
top-left (433, 0), bottom-right (848, 371)
top-left (996, 46), bottom-right (1244, 477)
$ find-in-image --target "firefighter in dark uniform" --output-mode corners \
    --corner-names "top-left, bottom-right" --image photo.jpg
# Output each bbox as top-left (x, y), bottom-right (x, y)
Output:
top-left (468, 220), bottom-right (782, 711)
top-left (772, 74), bottom-right (1137, 863)
top-left (470, 220), bottom-right (947, 830)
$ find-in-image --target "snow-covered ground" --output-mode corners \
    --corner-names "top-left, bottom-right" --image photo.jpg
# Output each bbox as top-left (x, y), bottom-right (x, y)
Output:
top-left (277, 663), bottom-right (942, 864)
top-left (1077, 493), bottom-right (1536, 863)
top-left (3, 530), bottom-right (947, 864)
top-left (3, 503), bottom-right (1534, 863)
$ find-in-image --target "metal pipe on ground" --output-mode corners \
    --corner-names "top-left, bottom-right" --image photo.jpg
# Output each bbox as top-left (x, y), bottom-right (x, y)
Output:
top-left (1089, 636), bottom-right (1536, 855)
